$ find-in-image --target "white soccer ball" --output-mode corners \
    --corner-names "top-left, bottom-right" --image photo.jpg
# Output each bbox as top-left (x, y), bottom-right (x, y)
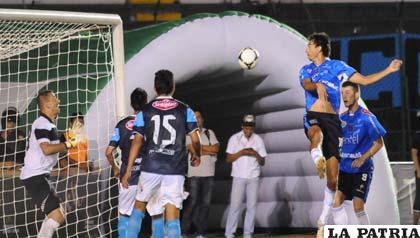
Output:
top-left (238, 47), bottom-right (259, 70)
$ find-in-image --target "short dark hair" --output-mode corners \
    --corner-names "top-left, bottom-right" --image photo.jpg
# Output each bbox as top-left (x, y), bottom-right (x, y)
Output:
top-left (191, 106), bottom-right (204, 118)
top-left (342, 81), bottom-right (360, 93)
top-left (37, 90), bottom-right (53, 108)
top-left (131, 87), bottom-right (148, 112)
top-left (308, 32), bottom-right (331, 57)
top-left (154, 69), bottom-right (174, 95)
top-left (1, 107), bottom-right (18, 129)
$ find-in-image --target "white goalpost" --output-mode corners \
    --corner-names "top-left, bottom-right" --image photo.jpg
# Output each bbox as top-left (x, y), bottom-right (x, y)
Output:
top-left (0, 9), bottom-right (126, 237)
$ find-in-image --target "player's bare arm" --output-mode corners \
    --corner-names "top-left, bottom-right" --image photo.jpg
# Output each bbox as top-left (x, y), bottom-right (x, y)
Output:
top-left (39, 142), bottom-right (68, 155)
top-left (121, 133), bottom-right (143, 188)
top-left (40, 132), bottom-right (80, 155)
top-left (189, 130), bottom-right (202, 166)
top-left (352, 137), bottom-right (384, 168)
top-left (302, 78), bottom-right (328, 101)
top-left (105, 146), bottom-right (120, 178)
top-left (349, 59), bottom-right (402, 86)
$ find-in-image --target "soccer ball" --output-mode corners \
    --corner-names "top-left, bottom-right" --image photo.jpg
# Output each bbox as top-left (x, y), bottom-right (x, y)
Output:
top-left (238, 47), bottom-right (259, 70)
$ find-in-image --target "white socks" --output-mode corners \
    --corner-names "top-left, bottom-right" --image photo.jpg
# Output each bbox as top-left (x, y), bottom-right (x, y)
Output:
top-left (343, 200), bottom-right (358, 225)
top-left (333, 200), bottom-right (369, 225)
top-left (319, 187), bottom-right (335, 225)
top-left (356, 211), bottom-right (370, 225)
top-left (311, 148), bottom-right (323, 164)
top-left (38, 218), bottom-right (60, 238)
top-left (332, 205), bottom-right (348, 225)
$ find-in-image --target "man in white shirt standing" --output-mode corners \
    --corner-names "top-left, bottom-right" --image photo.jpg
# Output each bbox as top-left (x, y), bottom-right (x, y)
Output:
top-left (20, 90), bottom-right (79, 238)
top-left (182, 108), bottom-right (220, 238)
top-left (224, 115), bottom-right (267, 238)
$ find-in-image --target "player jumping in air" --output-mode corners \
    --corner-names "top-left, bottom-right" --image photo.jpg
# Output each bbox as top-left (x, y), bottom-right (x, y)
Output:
top-left (299, 32), bottom-right (401, 236)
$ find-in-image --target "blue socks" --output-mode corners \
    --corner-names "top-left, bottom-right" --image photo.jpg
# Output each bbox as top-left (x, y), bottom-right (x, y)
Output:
top-left (118, 215), bottom-right (129, 238)
top-left (166, 219), bottom-right (181, 238)
top-left (152, 217), bottom-right (165, 238)
top-left (126, 208), bottom-right (145, 238)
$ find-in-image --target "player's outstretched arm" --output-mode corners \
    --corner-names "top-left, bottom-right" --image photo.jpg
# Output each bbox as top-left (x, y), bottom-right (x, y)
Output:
top-left (351, 138), bottom-right (384, 168)
top-left (349, 59), bottom-right (402, 86)
top-left (121, 133), bottom-right (143, 188)
top-left (40, 142), bottom-right (68, 155)
top-left (105, 146), bottom-right (120, 178)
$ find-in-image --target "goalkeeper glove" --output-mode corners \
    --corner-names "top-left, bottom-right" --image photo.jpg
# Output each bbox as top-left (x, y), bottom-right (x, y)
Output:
top-left (64, 136), bottom-right (79, 149)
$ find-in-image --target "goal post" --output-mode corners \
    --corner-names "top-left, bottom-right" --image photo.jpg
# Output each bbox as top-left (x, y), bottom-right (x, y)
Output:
top-left (0, 8), bottom-right (127, 119)
top-left (0, 9), bottom-right (126, 237)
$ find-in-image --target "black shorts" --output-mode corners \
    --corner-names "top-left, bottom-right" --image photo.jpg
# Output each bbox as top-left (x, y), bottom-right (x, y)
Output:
top-left (303, 111), bottom-right (342, 160)
top-left (21, 174), bottom-right (61, 215)
top-left (338, 170), bottom-right (372, 202)
top-left (414, 171), bottom-right (420, 211)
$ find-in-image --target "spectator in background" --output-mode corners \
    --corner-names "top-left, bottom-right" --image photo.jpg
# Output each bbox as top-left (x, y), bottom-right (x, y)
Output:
top-left (224, 115), bottom-right (267, 238)
top-left (60, 112), bottom-right (89, 174)
top-left (0, 107), bottom-right (26, 168)
top-left (182, 109), bottom-right (220, 238)
top-left (412, 111), bottom-right (420, 224)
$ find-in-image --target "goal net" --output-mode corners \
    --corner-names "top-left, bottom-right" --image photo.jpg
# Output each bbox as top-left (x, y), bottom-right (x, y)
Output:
top-left (0, 9), bottom-right (126, 237)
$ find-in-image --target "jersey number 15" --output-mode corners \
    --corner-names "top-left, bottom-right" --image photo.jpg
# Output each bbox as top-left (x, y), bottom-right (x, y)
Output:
top-left (151, 115), bottom-right (176, 146)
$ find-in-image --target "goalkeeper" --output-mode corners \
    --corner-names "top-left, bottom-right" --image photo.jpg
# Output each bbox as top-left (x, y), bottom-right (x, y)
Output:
top-left (60, 112), bottom-right (89, 174)
top-left (20, 90), bottom-right (80, 238)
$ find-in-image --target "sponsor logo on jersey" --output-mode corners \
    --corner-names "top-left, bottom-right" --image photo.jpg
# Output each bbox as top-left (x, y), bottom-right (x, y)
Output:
top-left (344, 131), bottom-right (360, 145)
top-left (309, 119), bottom-right (319, 125)
top-left (125, 119), bottom-right (134, 130)
top-left (320, 79), bottom-right (339, 90)
top-left (152, 99), bottom-right (178, 111)
top-left (362, 108), bottom-right (372, 115)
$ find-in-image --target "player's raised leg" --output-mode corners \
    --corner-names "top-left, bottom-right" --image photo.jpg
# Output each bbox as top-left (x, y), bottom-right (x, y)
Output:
top-left (307, 124), bottom-right (326, 179)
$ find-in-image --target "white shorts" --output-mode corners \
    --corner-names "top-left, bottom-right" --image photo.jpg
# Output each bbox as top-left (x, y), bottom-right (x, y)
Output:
top-left (146, 188), bottom-right (190, 216)
top-left (118, 184), bottom-right (137, 216)
top-left (119, 182), bottom-right (162, 216)
top-left (146, 189), bottom-right (164, 216)
top-left (136, 172), bottom-right (185, 215)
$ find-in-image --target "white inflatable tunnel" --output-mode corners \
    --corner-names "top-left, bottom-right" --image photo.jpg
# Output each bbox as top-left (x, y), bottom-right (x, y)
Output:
top-left (90, 12), bottom-right (399, 227)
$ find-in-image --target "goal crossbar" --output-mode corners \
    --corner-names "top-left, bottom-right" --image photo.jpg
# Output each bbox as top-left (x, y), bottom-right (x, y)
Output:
top-left (0, 8), bottom-right (127, 119)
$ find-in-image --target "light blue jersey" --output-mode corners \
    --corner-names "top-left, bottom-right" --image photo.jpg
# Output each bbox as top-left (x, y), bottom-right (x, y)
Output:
top-left (340, 106), bottom-right (386, 173)
top-left (299, 59), bottom-right (356, 113)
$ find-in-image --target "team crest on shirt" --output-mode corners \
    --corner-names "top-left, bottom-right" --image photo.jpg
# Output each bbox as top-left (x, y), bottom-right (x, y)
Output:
top-left (341, 120), bottom-right (347, 128)
top-left (125, 119), bottom-right (134, 130)
top-left (361, 108), bottom-right (372, 115)
top-left (152, 99), bottom-right (178, 111)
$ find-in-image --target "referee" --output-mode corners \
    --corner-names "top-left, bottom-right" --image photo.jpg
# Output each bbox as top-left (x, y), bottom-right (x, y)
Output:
top-left (20, 90), bottom-right (79, 238)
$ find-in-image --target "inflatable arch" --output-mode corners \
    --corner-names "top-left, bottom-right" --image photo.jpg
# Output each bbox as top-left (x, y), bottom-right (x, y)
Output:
top-left (88, 12), bottom-right (399, 227)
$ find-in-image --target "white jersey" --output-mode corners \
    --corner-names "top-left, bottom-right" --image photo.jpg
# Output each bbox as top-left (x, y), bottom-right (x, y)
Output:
top-left (20, 114), bottom-right (60, 180)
